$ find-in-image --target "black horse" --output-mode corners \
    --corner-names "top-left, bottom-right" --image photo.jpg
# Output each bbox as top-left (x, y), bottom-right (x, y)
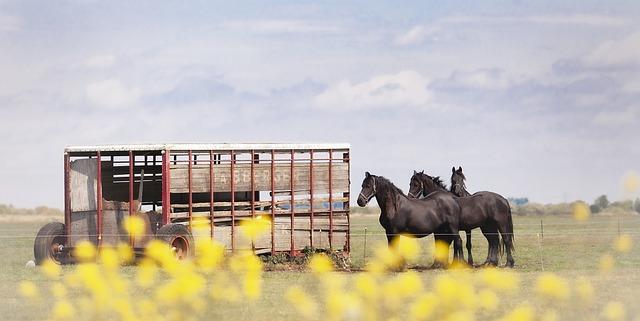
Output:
top-left (408, 169), bottom-right (515, 267)
top-left (357, 172), bottom-right (464, 267)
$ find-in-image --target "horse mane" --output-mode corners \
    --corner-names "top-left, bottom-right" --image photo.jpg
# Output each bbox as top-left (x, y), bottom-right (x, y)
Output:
top-left (450, 172), bottom-right (470, 196)
top-left (374, 175), bottom-right (406, 213)
top-left (430, 176), bottom-right (447, 190)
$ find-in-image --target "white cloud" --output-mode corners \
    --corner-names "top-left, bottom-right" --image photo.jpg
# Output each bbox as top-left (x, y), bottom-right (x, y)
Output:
top-left (593, 108), bottom-right (637, 126)
top-left (395, 26), bottom-right (441, 46)
top-left (442, 14), bottom-right (630, 27)
top-left (83, 54), bottom-right (117, 68)
top-left (441, 68), bottom-right (513, 90)
top-left (0, 14), bottom-right (22, 32)
top-left (582, 32), bottom-right (640, 67)
top-left (221, 19), bottom-right (342, 34)
top-left (314, 70), bottom-right (432, 110)
top-left (85, 79), bottom-right (140, 108)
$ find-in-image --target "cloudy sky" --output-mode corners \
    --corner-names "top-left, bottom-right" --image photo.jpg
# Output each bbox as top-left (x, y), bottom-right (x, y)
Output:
top-left (1, 1), bottom-right (639, 208)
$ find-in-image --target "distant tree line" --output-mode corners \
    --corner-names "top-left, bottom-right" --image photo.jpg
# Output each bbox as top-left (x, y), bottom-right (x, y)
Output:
top-left (0, 203), bottom-right (63, 216)
top-left (510, 195), bottom-right (640, 216)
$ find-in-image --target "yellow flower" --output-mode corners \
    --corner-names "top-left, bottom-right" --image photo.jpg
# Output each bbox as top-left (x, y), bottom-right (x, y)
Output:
top-left (434, 240), bottom-right (450, 264)
top-left (478, 268), bottom-right (520, 292)
top-left (239, 215), bottom-right (271, 241)
top-left (444, 311), bottom-right (475, 321)
top-left (74, 240), bottom-right (96, 263)
top-left (535, 273), bottom-right (570, 300)
top-left (373, 243), bottom-right (402, 269)
top-left (409, 292), bottom-right (439, 321)
top-left (52, 300), bottom-right (74, 320)
top-left (41, 259), bottom-right (62, 279)
top-left (575, 277), bottom-right (594, 303)
top-left (308, 253), bottom-right (334, 274)
top-left (392, 234), bottom-right (420, 262)
top-left (136, 258), bottom-right (157, 288)
top-left (285, 286), bottom-right (317, 318)
top-left (599, 254), bottom-right (615, 272)
top-left (478, 289), bottom-right (499, 312)
top-left (540, 310), bottom-right (559, 321)
top-left (613, 234), bottom-right (633, 253)
top-left (572, 202), bottom-right (590, 221)
top-left (623, 171), bottom-right (639, 193)
top-left (354, 273), bottom-right (379, 300)
top-left (396, 271), bottom-right (423, 294)
top-left (99, 247), bottom-right (120, 271)
top-left (117, 242), bottom-right (134, 264)
top-left (498, 304), bottom-right (534, 321)
top-left (18, 281), bottom-right (38, 299)
top-left (123, 215), bottom-right (146, 239)
top-left (195, 238), bottom-right (225, 271)
top-left (602, 301), bottom-right (625, 321)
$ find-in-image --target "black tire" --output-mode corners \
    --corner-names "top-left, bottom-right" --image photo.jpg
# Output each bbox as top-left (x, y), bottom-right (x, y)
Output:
top-left (155, 223), bottom-right (194, 260)
top-left (34, 222), bottom-right (67, 265)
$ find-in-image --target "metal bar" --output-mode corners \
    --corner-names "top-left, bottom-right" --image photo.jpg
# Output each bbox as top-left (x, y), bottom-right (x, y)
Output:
top-left (270, 149), bottom-right (276, 255)
top-left (128, 151), bottom-right (134, 247)
top-left (309, 150), bottom-right (314, 248)
top-left (328, 149), bottom-right (333, 250)
top-left (290, 149), bottom-right (295, 255)
top-left (251, 150), bottom-right (256, 218)
top-left (230, 150), bottom-right (236, 251)
top-left (152, 155), bottom-right (157, 212)
top-left (96, 151), bottom-right (103, 247)
top-left (209, 150), bottom-right (215, 239)
top-left (345, 151), bottom-right (350, 252)
top-left (161, 150), bottom-right (170, 225)
top-left (64, 153), bottom-right (71, 240)
top-left (188, 150), bottom-right (193, 232)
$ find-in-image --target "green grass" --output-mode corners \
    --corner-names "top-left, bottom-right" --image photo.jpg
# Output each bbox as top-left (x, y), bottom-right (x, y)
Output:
top-left (1, 214), bottom-right (640, 320)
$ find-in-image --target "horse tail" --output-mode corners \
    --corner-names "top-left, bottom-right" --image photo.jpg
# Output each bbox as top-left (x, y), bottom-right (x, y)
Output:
top-left (505, 202), bottom-right (515, 253)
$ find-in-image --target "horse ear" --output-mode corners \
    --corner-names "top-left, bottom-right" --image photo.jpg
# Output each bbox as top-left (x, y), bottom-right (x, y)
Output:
top-left (413, 170), bottom-right (417, 175)
top-left (420, 170), bottom-right (424, 174)
top-left (365, 171), bottom-right (371, 178)
top-left (452, 167), bottom-right (456, 173)
top-left (458, 166), bottom-right (463, 172)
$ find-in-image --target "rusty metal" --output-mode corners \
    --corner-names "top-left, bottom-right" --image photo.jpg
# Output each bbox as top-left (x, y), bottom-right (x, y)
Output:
top-left (161, 150), bottom-right (170, 225)
top-left (230, 150), bottom-right (236, 251)
top-left (290, 149), bottom-right (295, 255)
top-left (251, 150), bottom-right (256, 218)
top-left (209, 150), bottom-right (215, 239)
top-left (270, 149), bottom-right (275, 254)
top-left (309, 149), bottom-right (314, 248)
top-left (128, 151), bottom-right (134, 247)
top-left (344, 152), bottom-right (350, 252)
top-left (96, 151), bottom-right (103, 246)
top-left (188, 150), bottom-right (193, 231)
top-left (64, 153), bottom-right (71, 240)
top-left (328, 149), bottom-right (333, 250)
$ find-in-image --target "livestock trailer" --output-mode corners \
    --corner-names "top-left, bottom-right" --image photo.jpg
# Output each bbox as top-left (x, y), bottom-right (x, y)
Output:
top-left (34, 143), bottom-right (351, 264)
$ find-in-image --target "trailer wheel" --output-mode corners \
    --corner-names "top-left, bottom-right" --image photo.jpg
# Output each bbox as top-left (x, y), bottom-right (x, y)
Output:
top-left (34, 222), bottom-right (67, 265)
top-left (156, 224), bottom-right (194, 260)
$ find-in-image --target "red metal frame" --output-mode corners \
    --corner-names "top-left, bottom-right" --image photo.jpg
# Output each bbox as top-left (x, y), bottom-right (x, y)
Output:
top-left (328, 149), bottom-right (333, 250)
top-left (270, 150), bottom-right (275, 254)
top-left (96, 151), bottom-right (103, 246)
top-left (64, 153), bottom-right (71, 240)
top-left (209, 150), bottom-right (215, 238)
top-left (290, 149), bottom-right (295, 255)
top-left (344, 152), bottom-right (350, 252)
top-left (309, 149), bottom-right (314, 248)
top-left (128, 151), bottom-right (134, 246)
top-left (161, 150), bottom-right (171, 225)
top-left (188, 150), bottom-right (193, 231)
top-left (230, 150), bottom-right (236, 251)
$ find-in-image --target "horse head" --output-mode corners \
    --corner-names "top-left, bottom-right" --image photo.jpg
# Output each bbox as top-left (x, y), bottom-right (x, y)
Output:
top-left (450, 166), bottom-right (468, 196)
top-left (357, 172), bottom-right (378, 207)
top-left (408, 170), bottom-right (425, 199)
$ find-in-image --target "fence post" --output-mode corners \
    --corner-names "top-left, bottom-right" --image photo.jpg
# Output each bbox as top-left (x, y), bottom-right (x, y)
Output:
top-left (363, 227), bottom-right (368, 266)
top-left (540, 219), bottom-right (544, 239)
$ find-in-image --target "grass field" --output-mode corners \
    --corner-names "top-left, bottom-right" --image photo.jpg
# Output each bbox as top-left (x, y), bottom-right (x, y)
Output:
top-left (1, 213), bottom-right (639, 320)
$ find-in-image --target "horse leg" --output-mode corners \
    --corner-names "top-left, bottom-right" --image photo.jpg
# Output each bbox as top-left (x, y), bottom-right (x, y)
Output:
top-left (465, 230), bottom-right (474, 266)
top-left (497, 221), bottom-right (515, 268)
top-left (480, 225), bottom-right (499, 266)
top-left (430, 233), bottom-right (450, 269)
top-left (448, 224), bottom-right (464, 265)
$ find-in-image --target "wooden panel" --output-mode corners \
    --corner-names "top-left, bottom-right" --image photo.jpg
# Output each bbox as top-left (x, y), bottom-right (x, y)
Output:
top-left (170, 163), bottom-right (349, 193)
top-left (70, 159), bottom-right (98, 212)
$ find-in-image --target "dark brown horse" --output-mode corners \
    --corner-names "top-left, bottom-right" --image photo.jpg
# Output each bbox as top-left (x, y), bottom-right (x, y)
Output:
top-left (409, 169), bottom-right (515, 267)
top-left (357, 172), bottom-right (464, 267)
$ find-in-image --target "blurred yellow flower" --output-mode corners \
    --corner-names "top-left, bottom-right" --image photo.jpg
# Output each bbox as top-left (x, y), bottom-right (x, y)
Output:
top-left (99, 247), bottom-right (120, 271)
top-left (308, 253), bottom-right (334, 274)
top-left (478, 289), bottom-right (499, 312)
top-left (397, 271), bottom-right (423, 294)
top-left (623, 171), bottom-right (639, 193)
top-left (52, 300), bottom-right (74, 320)
top-left (434, 240), bottom-right (450, 264)
top-left (285, 286), bottom-right (317, 318)
top-left (195, 238), bottom-right (225, 271)
top-left (392, 234), bottom-right (420, 262)
top-left (540, 310), bottom-right (558, 321)
top-left (239, 215), bottom-right (271, 241)
top-left (498, 304), bottom-right (534, 321)
top-left (535, 273), bottom-right (570, 300)
top-left (572, 202), bottom-right (590, 221)
top-left (373, 243), bottom-right (402, 269)
top-left (575, 277), bottom-right (594, 303)
top-left (51, 282), bottom-right (67, 298)
top-left (74, 240), bottom-right (96, 263)
top-left (443, 311), bottom-right (474, 321)
top-left (41, 259), bottom-right (62, 279)
top-left (409, 292), bottom-right (439, 321)
top-left (613, 234), bottom-right (633, 253)
top-left (602, 301), bottom-right (625, 321)
top-left (117, 242), bottom-right (134, 264)
top-left (123, 215), bottom-right (146, 239)
top-left (18, 281), bottom-right (38, 299)
top-left (354, 273), bottom-right (379, 300)
top-left (478, 268), bottom-right (520, 292)
top-left (599, 254), bottom-right (615, 272)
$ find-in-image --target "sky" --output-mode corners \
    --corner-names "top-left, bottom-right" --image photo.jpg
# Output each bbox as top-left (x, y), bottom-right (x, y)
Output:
top-left (1, 0), bottom-right (639, 208)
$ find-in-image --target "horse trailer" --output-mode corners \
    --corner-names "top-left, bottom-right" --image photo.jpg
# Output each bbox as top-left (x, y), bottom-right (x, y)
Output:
top-left (34, 143), bottom-right (351, 264)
